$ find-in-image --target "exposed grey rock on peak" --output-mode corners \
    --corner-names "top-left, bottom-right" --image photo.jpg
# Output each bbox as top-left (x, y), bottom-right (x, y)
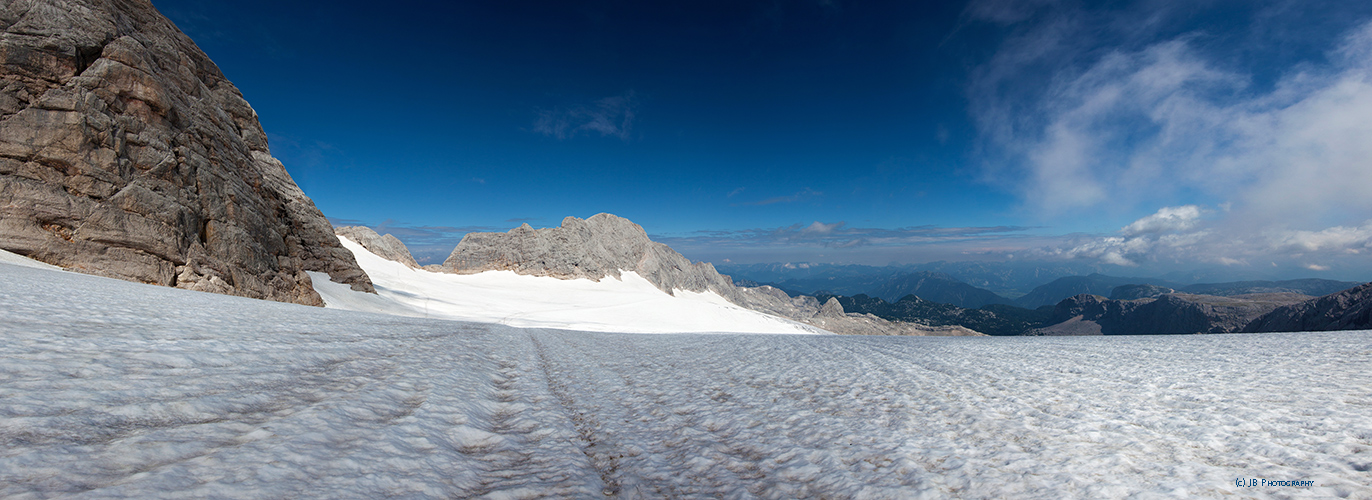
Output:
top-left (443, 214), bottom-right (980, 336)
top-left (335, 226), bottom-right (418, 268)
top-left (1244, 282), bottom-right (1372, 332)
top-left (818, 297), bottom-right (845, 318)
top-left (0, 0), bottom-right (372, 305)
top-left (443, 213), bottom-right (742, 300)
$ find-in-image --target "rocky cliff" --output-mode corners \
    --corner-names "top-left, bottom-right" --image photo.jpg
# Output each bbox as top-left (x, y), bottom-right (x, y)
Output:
top-left (1244, 282), bottom-right (1372, 332)
top-left (443, 213), bottom-right (742, 300)
top-left (0, 0), bottom-right (372, 305)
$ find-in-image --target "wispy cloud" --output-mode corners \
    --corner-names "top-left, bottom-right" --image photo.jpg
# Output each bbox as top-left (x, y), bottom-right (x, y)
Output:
top-left (1024, 206), bottom-right (1372, 274)
top-left (971, 2), bottom-right (1372, 222)
top-left (963, 2), bottom-right (1372, 277)
top-left (656, 222), bottom-right (1033, 250)
top-left (533, 91), bottom-right (639, 140)
top-left (738, 188), bottom-right (822, 206)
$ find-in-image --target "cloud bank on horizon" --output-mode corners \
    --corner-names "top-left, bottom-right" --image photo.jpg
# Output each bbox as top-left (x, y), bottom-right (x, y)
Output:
top-left (960, 0), bottom-right (1372, 277)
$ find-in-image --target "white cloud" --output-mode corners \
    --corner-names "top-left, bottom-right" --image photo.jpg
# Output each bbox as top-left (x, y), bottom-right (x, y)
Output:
top-left (1120, 205), bottom-right (1202, 236)
top-left (974, 10), bottom-right (1372, 223)
top-left (533, 91), bottom-right (638, 140)
top-left (801, 221), bottom-right (843, 235)
top-left (1028, 211), bottom-right (1372, 273)
top-left (966, 6), bottom-right (1372, 277)
top-left (1269, 223), bottom-right (1372, 254)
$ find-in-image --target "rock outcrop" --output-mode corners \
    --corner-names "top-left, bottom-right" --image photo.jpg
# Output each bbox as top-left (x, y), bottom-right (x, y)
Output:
top-left (1244, 282), bottom-right (1372, 332)
top-left (1034, 292), bottom-right (1310, 335)
top-left (442, 214), bottom-right (981, 336)
top-left (444, 213), bottom-right (742, 300)
top-left (335, 226), bottom-right (418, 268)
top-left (0, 0), bottom-right (373, 305)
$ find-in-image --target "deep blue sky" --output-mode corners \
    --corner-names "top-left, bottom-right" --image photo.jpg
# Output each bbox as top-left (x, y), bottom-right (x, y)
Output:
top-left (154, 0), bottom-right (1372, 279)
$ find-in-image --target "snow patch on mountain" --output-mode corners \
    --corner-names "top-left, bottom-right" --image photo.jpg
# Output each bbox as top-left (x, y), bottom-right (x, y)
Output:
top-left (320, 236), bottom-right (823, 334)
top-left (0, 249), bottom-right (61, 270)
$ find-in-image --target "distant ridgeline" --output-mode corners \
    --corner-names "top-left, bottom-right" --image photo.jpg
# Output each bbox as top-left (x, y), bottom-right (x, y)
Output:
top-left (812, 278), bottom-right (1368, 335)
top-left (340, 215), bottom-right (1369, 336)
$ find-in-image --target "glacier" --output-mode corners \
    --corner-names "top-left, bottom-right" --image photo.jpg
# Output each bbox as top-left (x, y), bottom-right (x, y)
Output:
top-left (1, 258), bottom-right (1370, 498)
top-left (312, 237), bottom-right (824, 335)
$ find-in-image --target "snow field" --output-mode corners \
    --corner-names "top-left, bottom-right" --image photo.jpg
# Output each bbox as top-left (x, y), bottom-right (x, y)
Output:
top-left (1, 261), bottom-right (1370, 498)
top-left (317, 237), bottom-right (823, 335)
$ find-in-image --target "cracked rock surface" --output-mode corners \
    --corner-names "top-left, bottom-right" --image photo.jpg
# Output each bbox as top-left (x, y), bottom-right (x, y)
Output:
top-left (0, 0), bottom-right (373, 305)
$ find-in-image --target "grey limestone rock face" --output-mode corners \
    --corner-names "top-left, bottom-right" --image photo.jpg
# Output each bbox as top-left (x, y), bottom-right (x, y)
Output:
top-left (0, 0), bottom-right (373, 305)
top-left (443, 213), bottom-right (743, 301)
top-left (335, 226), bottom-right (419, 268)
top-left (1244, 282), bottom-right (1372, 332)
top-left (443, 214), bottom-right (981, 336)
top-left (817, 297), bottom-right (845, 318)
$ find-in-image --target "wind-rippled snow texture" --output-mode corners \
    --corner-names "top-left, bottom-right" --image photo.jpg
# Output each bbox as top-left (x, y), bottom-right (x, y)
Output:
top-left (2, 262), bottom-right (1370, 499)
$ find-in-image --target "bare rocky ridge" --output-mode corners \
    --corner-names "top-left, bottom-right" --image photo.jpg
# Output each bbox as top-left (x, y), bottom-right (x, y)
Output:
top-left (0, 0), bottom-right (373, 305)
top-left (1244, 282), bottom-right (1372, 332)
top-left (444, 213), bottom-right (743, 299)
top-left (439, 214), bottom-right (981, 336)
top-left (335, 226), bottom-right (418, 268)
top-left (1033, 292), bottom-right (1311, 335)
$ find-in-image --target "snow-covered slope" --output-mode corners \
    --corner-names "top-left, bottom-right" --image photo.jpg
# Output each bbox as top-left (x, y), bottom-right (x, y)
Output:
top-left (3, 261), bottom-right (1371, 498)
top-left (317, 236), bottom-right (824, 334)
top-left (0, 249), bottom-right (60, 270)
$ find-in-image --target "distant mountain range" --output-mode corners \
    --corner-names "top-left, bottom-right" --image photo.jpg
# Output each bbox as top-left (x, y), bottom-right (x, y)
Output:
top-left (1014, 275), bottom-right (1362, 309)
top-left (717, 261), bottom-right (1101, 298)
top-left (722, 262), bottom-right (1363, 316)
top-left (1010, 274), bottom-right (1179, 308)
top-left (813, 293), bottom-right (1052, 336)
top-left (792, 272), bottom-right (1366, 335)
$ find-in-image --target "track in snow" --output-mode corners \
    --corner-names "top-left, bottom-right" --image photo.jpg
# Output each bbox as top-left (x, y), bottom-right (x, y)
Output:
top-left (2, 262), bottom-right (1370, 498)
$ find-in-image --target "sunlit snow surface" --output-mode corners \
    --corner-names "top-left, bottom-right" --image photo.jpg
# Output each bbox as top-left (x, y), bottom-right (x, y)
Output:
top-left (2, 261), bottom-right (1371, 498)
top-left (313, 237), bottom-right (823, 335)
